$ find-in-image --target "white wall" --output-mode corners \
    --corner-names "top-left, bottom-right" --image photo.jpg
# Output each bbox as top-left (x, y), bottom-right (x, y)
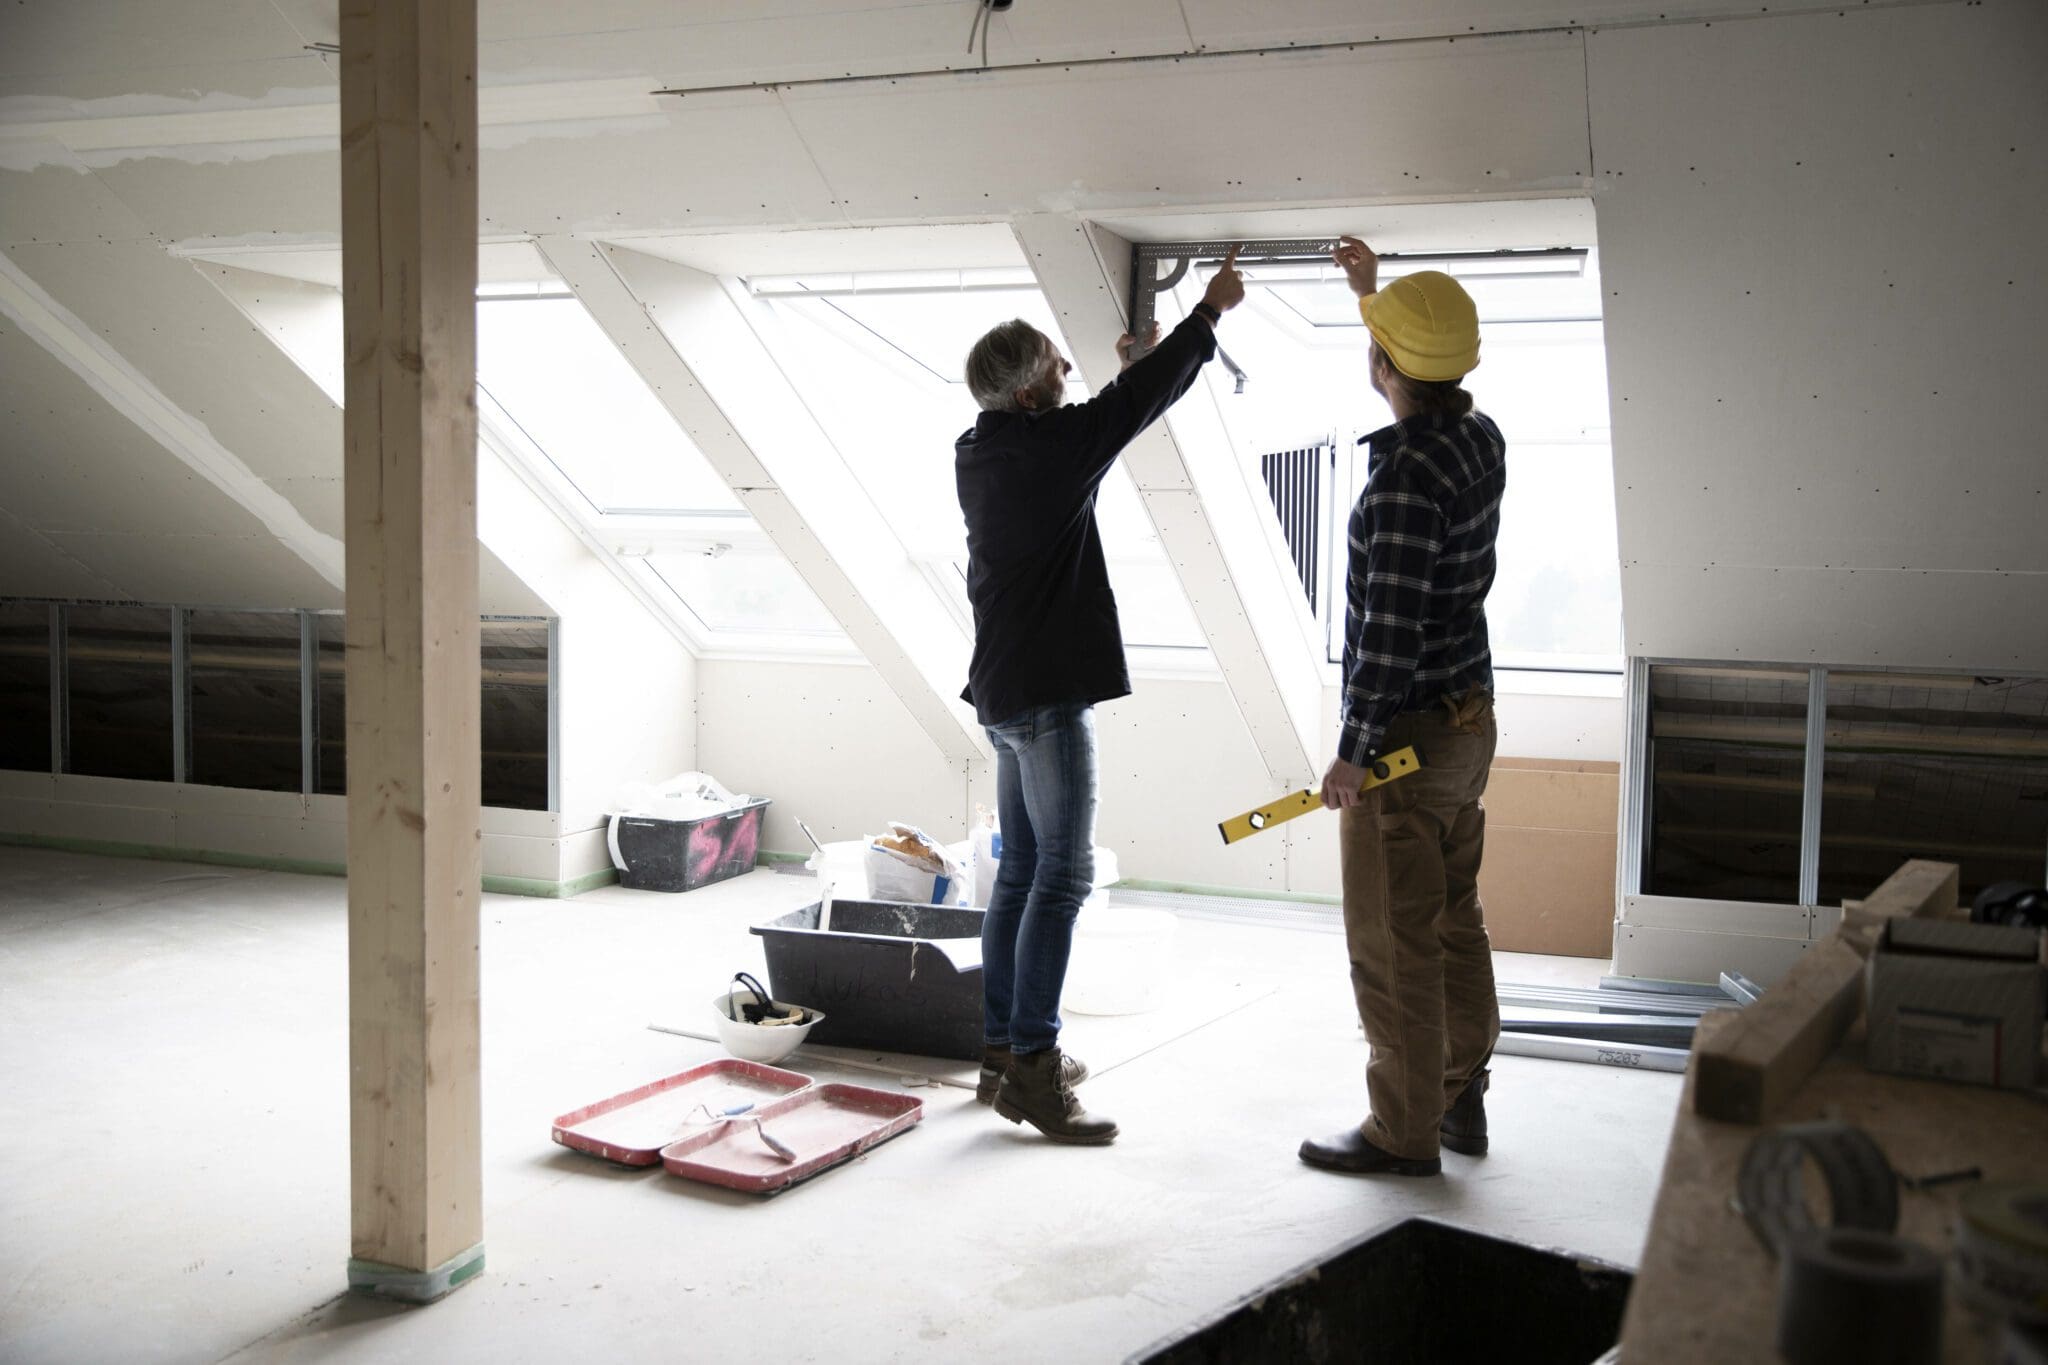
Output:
top-left (1591, 3), bottom-right (2048, 671)
top-left (701, 657), bottom-right (1620, 896)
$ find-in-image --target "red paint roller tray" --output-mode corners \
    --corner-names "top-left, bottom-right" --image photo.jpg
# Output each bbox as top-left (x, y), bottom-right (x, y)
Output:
top-left (659, 1083), bottom-right (924, 1194)
top-left (551, 1059), bottom-right (813, 1166)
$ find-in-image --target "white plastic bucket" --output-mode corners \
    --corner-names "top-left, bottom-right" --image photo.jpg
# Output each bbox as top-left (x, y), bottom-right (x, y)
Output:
top-left (1062, 899), bottom-right (1178, 1016)
top-left (711, 990), bottom-right (823, 1065)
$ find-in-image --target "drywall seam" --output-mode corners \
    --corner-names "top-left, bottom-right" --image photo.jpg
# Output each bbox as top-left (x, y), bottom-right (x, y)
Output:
top-left (0, 251), bottom-right (345, 590)
top-left (0, 502), bottom-right (123, 597)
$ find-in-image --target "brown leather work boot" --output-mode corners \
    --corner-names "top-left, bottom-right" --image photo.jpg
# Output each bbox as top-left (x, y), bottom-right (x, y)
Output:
top-left (993, 1047), bottom-right (1117, 1144)
top-left (977, 1044), bottom-right (1090, 1105)
top-left (1440, 1069), bottom-right (1490, 1156)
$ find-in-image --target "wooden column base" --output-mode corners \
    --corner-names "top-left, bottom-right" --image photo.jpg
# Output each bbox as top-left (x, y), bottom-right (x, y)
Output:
top-left (347, 1243), bottom-right (485, 1304)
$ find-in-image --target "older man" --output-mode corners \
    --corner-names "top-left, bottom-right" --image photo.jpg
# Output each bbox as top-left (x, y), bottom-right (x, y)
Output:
top-left (956, 251), bottom-right (1243, 1144)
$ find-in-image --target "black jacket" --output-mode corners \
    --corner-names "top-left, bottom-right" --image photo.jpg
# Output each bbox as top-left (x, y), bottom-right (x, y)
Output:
top-left (955, 313), bottom-right (1218, 727)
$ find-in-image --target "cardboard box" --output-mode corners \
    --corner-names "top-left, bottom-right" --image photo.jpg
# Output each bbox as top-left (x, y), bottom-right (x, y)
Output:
top-left (1866, 919), bottom-right (2045, 1089)
top-left (1476, 759), bottom-right (1620, 960)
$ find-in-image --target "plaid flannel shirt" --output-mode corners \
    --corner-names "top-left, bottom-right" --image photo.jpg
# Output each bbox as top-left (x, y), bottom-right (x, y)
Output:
top-left (1337, 410), bottom-right (1507, 765)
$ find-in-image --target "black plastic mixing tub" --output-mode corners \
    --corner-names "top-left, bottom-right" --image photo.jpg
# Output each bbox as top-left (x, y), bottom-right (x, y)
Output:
top-left (751, 900), bottom-right (985, 1061)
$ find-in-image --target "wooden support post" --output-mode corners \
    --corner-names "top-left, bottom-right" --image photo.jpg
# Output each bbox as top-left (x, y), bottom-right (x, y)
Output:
top-left (1691, 859), bottom-right (1960, 1124)
top-left (340, 0), bottom-right (484, 1303)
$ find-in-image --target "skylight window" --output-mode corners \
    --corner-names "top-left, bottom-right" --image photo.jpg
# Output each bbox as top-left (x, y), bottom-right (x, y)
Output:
top-left (755, 278), bottom-right (1206, 656)
top-left (1159, 249), bottom-right (1623, 673)
top-left (477, 297), bottom-right (740, 516)
top-left (645, 550), bottom-right (841, 636)
top-left (200, 253), bottom-right (846, 655)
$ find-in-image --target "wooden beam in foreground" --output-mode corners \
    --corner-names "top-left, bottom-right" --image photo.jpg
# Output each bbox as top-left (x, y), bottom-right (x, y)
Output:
top-left (340, 0), bottom-right (484, 1303)
top-left (1691, 859), bottom-right (1958, 1125)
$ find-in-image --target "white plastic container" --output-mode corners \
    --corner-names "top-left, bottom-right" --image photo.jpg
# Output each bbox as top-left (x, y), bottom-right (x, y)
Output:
top-left (1063, 898), bottom-right (1178, 1016)
top-left (711, 991), bottom-right (823, 1065)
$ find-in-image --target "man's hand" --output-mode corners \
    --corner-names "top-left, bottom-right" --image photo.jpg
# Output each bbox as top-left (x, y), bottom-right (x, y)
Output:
top-left (1334, 235), bottom-right (1378, 299)
top-left (1319, 755), bottom-right (1372, 810)
top-left (1114, 321), bottom-right (1162, 370)
top-left (1199, 244), bottom-right (1246, 318)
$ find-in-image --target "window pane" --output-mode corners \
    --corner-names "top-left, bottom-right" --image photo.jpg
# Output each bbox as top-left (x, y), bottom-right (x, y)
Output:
top-left (482, 620), bottom-right (550, 811)
top-left (1645, 664), bottom-right (1809, 903)
top-left (649, 553), bottom-right (840, 635)
top-left (477, 297), bottom-right (740, 515)
top-left (764, 285), bottom-right (1207, 653)
top-left (188, 610), bottom-right (301, 791)
top-left (1819, 674), bottom-right (2048, 905)
top-left (0, 601), bottom-right (52, 772)
top-left (1488, 444), bottom-right (1621, 663)
top-left (1109, 561), bottom-right (1206, 650)
top-left (64, 605), bottom-right (173, 782)
top-left (1184, 262), bottom-right (1622, 673)
top-left (761, 293), bottom-right (983, 551)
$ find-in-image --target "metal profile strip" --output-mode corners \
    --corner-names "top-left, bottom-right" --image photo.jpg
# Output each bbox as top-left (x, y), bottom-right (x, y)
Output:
top-left (546, 616), bottom-right (562, 814)
top-left (299, 610), bottom-right (317, 797)
top-left (48, 602), bottom-right (65, 775)
top-left (1599, 973), bottom-right (1728, 997)
top-left (1619, 656), bottom-right (1651, 897)
top-left (1493, 1032), bottom-right (1690, 1073)
top-left (1798, 666), bottom-right (1827, 909)
top-left (170, 606), bottom-right (188, 784)
top-left (1132, 242), bottom-right (1587, 266)
top-left (1496, 986), bottom-right (1724, 1018)
top-left (1502, 1014), bottom-right (1698, 1048)
top-left (1128, 242), bottom-right (1588, 363)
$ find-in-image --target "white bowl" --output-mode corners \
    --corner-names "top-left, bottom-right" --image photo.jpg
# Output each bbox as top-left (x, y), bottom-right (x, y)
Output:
top-left (711, 991), bottom-right (824, 1065)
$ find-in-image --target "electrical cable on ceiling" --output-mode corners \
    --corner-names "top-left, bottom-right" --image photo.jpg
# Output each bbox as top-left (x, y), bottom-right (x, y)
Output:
top-left (965, 0), bottom-right (1010, 68)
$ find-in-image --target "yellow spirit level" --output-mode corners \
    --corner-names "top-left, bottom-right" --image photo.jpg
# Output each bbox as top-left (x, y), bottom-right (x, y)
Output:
top-left (1216, 746), bottom-right (1422, 845)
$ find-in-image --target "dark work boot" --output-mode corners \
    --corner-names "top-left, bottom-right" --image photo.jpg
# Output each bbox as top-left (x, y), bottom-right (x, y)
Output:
top-left (993, 1047), bottom-right (1117, 1144)
top-left (1297, 1126), bottom-right (1441, 1177)
top-left (977, 1045), bottom-right (1090, 1105)
top-left (1440, 1070), bottom-right (1490, 1156)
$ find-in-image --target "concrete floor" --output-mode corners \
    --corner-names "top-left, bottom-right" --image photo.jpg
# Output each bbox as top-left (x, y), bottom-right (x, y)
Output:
top-left (0, 846), bottom-right (1680, 1364)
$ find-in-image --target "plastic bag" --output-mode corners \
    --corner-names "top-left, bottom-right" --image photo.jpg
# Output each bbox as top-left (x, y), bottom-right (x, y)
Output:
top-left (864, 822), bottom-right (967, 905)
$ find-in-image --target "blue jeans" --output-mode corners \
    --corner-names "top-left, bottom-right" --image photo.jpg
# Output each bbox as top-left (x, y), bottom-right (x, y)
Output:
top-left (982, 703), bottom-right (1098, 1056)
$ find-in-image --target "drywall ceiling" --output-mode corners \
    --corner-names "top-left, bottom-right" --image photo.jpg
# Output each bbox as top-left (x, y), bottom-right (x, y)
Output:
top-left (0, 319), bottom-right (342, 606)
top-left (1090, 199), bottom-right (1596, 250)
top-left (179, 240), bottom-right (556, 289)
top-left (0, 1), bottom-right (1939, 103)
top-left (617, 224), bottom-right (1024, 278)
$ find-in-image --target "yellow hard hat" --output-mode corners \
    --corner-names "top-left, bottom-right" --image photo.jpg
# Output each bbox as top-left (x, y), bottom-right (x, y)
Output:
top-left (1360, 271), bottom-right (1480, 382)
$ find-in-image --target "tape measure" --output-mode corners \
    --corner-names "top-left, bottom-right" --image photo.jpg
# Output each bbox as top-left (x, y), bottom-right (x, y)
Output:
top-left (1217, 746), bottom-right (1422, 845)
top-left (1736, 1122), bottom-right (1900, 1256)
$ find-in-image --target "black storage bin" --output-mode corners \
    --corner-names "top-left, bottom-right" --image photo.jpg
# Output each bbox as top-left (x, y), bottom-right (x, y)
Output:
top-left (751, 899), bottom-right (984, 1060)
top-left (1130, 1218), bottom-right (1633, 1365)
top-left (612, 798), bottom-right (771, 893)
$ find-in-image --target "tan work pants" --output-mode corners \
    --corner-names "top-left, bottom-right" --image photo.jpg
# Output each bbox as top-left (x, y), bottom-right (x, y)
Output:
top-left (1340, 691), bottom-right (1501, 1159)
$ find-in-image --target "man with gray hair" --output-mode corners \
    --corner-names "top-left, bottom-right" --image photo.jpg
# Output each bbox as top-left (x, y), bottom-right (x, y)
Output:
top-left (956, 250), bottom-right (1244, 1144)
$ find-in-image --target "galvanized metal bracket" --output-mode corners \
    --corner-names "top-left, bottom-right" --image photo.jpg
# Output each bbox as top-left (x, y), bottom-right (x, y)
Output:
top-left (1128, 237), bottom-right (1344, 377)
